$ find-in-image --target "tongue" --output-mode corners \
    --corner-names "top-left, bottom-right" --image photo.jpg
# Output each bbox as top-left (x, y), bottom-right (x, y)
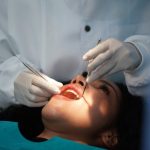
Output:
top-left (62, 91), bottom-right (78, 100)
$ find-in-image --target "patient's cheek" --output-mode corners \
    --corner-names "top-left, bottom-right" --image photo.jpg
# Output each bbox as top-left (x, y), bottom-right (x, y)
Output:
top-left (99, 102), bottom-right (109, 116)
top-left (42, 95), bottom-right (69, 122)
top-left (41, 105), bottom-right (50, 120)
top-left (86, 91), bottom-right (111, 120)
top-left (42, 102), bottom-right (59, 122)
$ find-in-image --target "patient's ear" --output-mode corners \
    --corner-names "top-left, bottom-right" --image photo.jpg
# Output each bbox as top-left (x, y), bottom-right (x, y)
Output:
top-left (96, 128), bottom-right (118, 148)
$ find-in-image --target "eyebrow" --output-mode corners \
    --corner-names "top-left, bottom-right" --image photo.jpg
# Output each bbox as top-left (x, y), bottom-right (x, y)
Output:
top-left (100, 80), bottom-right (119, 98)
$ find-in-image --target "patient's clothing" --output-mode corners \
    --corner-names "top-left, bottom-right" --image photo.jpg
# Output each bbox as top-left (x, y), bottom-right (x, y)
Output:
top-left (0, 121), bottom-right (103, 150)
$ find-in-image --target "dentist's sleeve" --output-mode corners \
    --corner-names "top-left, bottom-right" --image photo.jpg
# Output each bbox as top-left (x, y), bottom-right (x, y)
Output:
top-left (124, 35), bottom-right (150, 97)
top-left (0, 30), bottom-right (31, 111)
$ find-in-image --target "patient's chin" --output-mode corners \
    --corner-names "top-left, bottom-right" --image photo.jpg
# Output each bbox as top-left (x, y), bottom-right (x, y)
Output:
top-left (42, 104), bottom-right (58, 121)
top-left (41, 99), bottom-right (65, 124)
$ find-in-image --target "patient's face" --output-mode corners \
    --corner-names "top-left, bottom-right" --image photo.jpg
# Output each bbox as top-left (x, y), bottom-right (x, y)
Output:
top-left (42, 75), bottom-right (121, 136)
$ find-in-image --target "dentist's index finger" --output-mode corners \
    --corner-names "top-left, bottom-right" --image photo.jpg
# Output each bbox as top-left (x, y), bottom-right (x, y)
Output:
top-left (83, 41), bottom-right (109, 60)
top-left (87, 49), bottom-right (112, 72)
top-left (32, 76), bottom-right (61, 94)
top-left (41, 74), bottom-right (63, 87)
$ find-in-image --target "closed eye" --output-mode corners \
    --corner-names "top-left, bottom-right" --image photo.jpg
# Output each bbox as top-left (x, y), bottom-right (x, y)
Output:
top-left (99, 84), bottom-right (110, 95)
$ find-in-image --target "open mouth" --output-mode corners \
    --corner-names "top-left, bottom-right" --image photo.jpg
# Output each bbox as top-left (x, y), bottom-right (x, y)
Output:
top-left (60, 85), bottom-right (82, 100)
top-left (61, 89), bottom-right (80, 99)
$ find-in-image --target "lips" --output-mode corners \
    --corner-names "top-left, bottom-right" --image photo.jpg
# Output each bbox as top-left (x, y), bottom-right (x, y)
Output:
top-left (60, 84), bottom-right (82, 100)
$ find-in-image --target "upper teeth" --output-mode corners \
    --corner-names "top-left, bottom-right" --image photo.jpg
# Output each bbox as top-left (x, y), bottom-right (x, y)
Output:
top-left (65, 89), bottom-right (79, 98)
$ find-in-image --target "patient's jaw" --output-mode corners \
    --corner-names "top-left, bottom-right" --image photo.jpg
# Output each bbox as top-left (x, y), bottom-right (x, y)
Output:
top-left (41, 75), bottom-right (121, 147)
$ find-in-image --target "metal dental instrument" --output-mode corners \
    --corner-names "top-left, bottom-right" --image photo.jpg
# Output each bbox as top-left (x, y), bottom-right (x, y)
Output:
top-left (16, 56), bottom-right (47, 81)
top-left (82, 78), bottom-right (87, 97)
top-left (7, 37), bottom-right (48, 81)
top-left (82, 39), bottom-right (101, 96)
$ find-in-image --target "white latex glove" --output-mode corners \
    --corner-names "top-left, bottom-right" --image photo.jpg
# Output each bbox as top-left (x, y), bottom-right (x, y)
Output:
top-left (14, 70), bottom-right (63, 107)
top-left (83, 38), bottom-right (142, 83)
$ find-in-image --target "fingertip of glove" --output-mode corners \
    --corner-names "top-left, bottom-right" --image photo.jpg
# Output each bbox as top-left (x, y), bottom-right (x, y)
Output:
top-left (58, 82), bottom-right (63, 87)
top-left (83, 54), bottom-right (88, 60)
top-left (86, 77), bottom-right (91, 83)
top-left (53, 88), bottom-right (61, 94)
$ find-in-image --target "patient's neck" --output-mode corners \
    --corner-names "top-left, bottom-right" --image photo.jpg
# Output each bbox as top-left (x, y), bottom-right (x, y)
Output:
top-left (37, 128), bottom-right (58, 139)
top-left (37, 128), bottom-right (96, 146)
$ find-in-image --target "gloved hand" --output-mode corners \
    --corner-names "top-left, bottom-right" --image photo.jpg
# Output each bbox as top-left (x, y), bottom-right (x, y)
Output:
top-left (14, 70), bottom-right (63, 107)
top-left (83, 38), bottom-right (142, 83)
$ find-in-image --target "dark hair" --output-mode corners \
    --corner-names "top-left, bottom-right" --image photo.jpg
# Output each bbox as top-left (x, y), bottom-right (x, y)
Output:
top-left (114, 83), bottom-right (143, 150)
top-left (0, 105), bottom-right (44, 140)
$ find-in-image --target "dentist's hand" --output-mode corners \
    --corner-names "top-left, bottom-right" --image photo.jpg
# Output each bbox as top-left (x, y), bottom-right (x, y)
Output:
top-left (83, 38), bottom-right (142, 83)
top-left (14, 70), bottom-right (63, 107)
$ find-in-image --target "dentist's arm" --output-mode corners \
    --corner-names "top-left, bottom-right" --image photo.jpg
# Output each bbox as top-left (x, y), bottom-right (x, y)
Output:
top-left (0, 29), bottom-right (27, 110)
top-left (83, 35), bottom-right (150, 97)
top-left (124, 35), bottom-right (150, 97)
top-left (83, 38), bottom-right (142, 82)
top-left (0, 29), bottom-right (63, 110)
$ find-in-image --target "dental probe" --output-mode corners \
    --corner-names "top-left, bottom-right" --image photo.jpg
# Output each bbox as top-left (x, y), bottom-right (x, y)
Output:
top-left (6, 36), bottom-right (48, 82)
top-left (82, 39), bottom-right (101, 97)
top-left (16, 55), bottom-right (48, 81)
top-left (82, 79), bottom-right (87, 97)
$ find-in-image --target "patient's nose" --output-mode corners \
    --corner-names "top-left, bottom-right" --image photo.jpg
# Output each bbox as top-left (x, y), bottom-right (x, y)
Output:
top-left (71, 75), bottom-right (86, 87)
